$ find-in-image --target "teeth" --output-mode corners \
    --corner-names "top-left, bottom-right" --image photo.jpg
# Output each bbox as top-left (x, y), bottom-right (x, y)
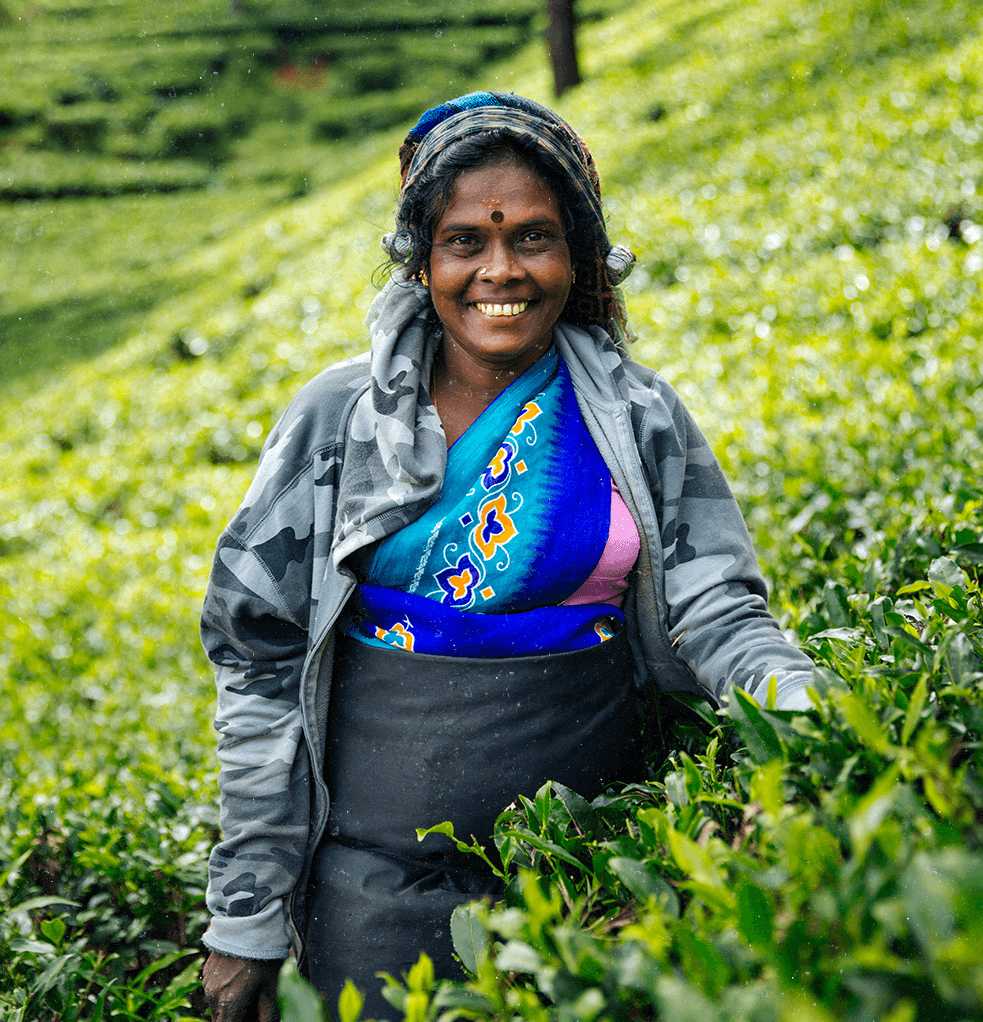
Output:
top-left (475, 301), bottom-right (529, 317)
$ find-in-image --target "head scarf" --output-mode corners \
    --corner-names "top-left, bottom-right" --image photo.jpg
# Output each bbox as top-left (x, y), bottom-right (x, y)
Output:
top-left (398, 92), bottom-right (605, 231)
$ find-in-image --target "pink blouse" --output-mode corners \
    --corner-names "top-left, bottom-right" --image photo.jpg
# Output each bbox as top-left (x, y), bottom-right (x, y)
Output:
top-left (562, 482), bottom-right (640, 608)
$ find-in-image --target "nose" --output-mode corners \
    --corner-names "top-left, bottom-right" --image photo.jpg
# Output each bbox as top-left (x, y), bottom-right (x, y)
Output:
top-left (478, 238), bottom-right (524, 285)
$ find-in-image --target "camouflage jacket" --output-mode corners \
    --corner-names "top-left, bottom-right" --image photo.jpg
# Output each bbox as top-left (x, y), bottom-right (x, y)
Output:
top-left (198, 276), bottom-right (816, 960)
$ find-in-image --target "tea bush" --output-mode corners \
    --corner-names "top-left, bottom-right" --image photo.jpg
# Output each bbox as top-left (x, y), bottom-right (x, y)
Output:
top-left (0, 0), bottom-right (619, 196)
top-left (1, 0), bottom-right (980, 1018)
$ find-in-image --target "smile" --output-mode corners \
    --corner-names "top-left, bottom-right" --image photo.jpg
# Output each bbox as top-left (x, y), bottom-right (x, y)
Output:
top-left (473, 301), bottom-right (531, 318)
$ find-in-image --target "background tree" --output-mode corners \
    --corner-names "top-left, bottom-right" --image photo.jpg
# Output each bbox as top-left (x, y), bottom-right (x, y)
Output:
top-left (546, 0), bottom-right (581, 96)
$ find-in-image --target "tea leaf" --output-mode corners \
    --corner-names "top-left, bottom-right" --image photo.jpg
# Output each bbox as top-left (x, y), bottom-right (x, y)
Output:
top-left (277, 960), bottom-right (327, 1022)
top-left (901, 676), bottom-right (928, 746)
top-left (728, 688), bottom-right (785, 763)
top-left (337, 980), bottom-right (364, 1022)
top-left (736, 882), bottom-right (774, 949)
top-left (450, 902), bottom-right (488, 975)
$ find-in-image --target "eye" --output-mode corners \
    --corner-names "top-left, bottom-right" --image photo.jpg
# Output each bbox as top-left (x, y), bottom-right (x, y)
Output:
top-left (518, 229), bottom-right (556, 250)
top-left (448, 234), bottom-right (480, 248)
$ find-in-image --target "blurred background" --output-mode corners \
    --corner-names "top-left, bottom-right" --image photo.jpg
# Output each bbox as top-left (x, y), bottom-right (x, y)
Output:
top-left (0, 0), bottom-right (980, 1018)
top-left (0, 0), bottom-right (622, 389)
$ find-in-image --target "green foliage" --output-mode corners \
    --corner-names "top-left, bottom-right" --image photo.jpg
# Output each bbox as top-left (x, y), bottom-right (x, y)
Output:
top-left (0, 0), bottom-right (606, 393)
top-left (0, 0), bottom-right (550, 197)
top-left (312, 87), bottom-right (439, 142)
top-left (2, 0), bottom-right (981, 1018)
top-left (278, 959), bottom-right (328, 1022)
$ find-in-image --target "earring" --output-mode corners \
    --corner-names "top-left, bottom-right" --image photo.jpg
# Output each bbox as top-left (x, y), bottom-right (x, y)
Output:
top-left (419, 268), bottom-right (429, 288)
top-left (571, 268), bottom-right (577, 284)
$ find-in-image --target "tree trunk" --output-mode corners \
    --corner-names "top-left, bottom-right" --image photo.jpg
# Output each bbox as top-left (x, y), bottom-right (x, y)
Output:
top-left (546, 0), bottom-right (581, 97)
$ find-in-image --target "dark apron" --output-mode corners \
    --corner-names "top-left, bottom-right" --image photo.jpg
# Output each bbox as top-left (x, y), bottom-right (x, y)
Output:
top-left (301, 631), bottom-right (643, 1016)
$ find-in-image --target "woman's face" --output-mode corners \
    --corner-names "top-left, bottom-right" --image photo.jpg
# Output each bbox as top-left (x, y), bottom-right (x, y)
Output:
top-left (427, 157), bottom-right (573, 375)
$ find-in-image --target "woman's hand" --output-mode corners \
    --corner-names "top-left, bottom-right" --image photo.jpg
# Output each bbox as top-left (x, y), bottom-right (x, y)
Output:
top-left (201, 951), bottom-right (282, 1022)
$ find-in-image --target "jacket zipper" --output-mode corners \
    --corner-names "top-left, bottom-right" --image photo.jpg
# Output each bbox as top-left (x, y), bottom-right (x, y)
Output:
top-left (286, 576), bottom-right (356, 958)
top-left (284, 379), bottom-right (374, 959)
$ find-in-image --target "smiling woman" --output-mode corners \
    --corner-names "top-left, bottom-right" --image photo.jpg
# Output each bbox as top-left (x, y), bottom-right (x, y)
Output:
top-left (198, 91), bottom-right (820, 1020)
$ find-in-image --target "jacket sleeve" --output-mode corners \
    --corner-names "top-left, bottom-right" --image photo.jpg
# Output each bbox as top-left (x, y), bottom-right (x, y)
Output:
top-left (198, 406), bottom-right (321, 959)
top-left (644, 376), bottom-right (816, 710)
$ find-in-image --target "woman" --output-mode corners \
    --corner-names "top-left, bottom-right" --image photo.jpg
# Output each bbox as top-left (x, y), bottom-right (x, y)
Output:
top-left (199, 92), bottom-right (816, 1019)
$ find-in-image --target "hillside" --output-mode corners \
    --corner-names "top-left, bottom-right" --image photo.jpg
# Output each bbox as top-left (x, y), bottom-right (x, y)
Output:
top-left (0, 0), bottom-right (621, 394)
top-left (1, 0), bottom-right (981, 1017)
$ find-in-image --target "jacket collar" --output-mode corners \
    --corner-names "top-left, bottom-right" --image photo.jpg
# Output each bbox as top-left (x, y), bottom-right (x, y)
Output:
top-left (332, 272), bottom-right (445, 566)
top-left (332, 273), bottom-right (632, 567)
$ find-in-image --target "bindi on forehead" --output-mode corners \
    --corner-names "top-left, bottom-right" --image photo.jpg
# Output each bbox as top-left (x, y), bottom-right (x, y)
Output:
top-left (490, 210), bottom-right (504, 223)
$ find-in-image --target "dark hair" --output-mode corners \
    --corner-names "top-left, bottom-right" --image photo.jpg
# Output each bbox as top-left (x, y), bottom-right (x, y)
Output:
top-left (385, 128), bottom-right (629, 340)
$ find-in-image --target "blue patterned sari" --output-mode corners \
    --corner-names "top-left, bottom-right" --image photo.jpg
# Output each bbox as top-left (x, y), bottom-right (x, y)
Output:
top-left (346, 348), bottom-right (625, 656)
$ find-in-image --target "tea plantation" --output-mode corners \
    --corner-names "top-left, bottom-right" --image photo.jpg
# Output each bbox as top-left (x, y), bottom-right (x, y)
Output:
top-left (1, 0), bottom-right (981, 1019)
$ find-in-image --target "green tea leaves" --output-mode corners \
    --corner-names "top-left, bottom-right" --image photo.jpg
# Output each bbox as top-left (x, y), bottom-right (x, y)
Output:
top-left (728, 688), bottom-right (785, 763)
top-left (450, 903), bottom-right (488, 976)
